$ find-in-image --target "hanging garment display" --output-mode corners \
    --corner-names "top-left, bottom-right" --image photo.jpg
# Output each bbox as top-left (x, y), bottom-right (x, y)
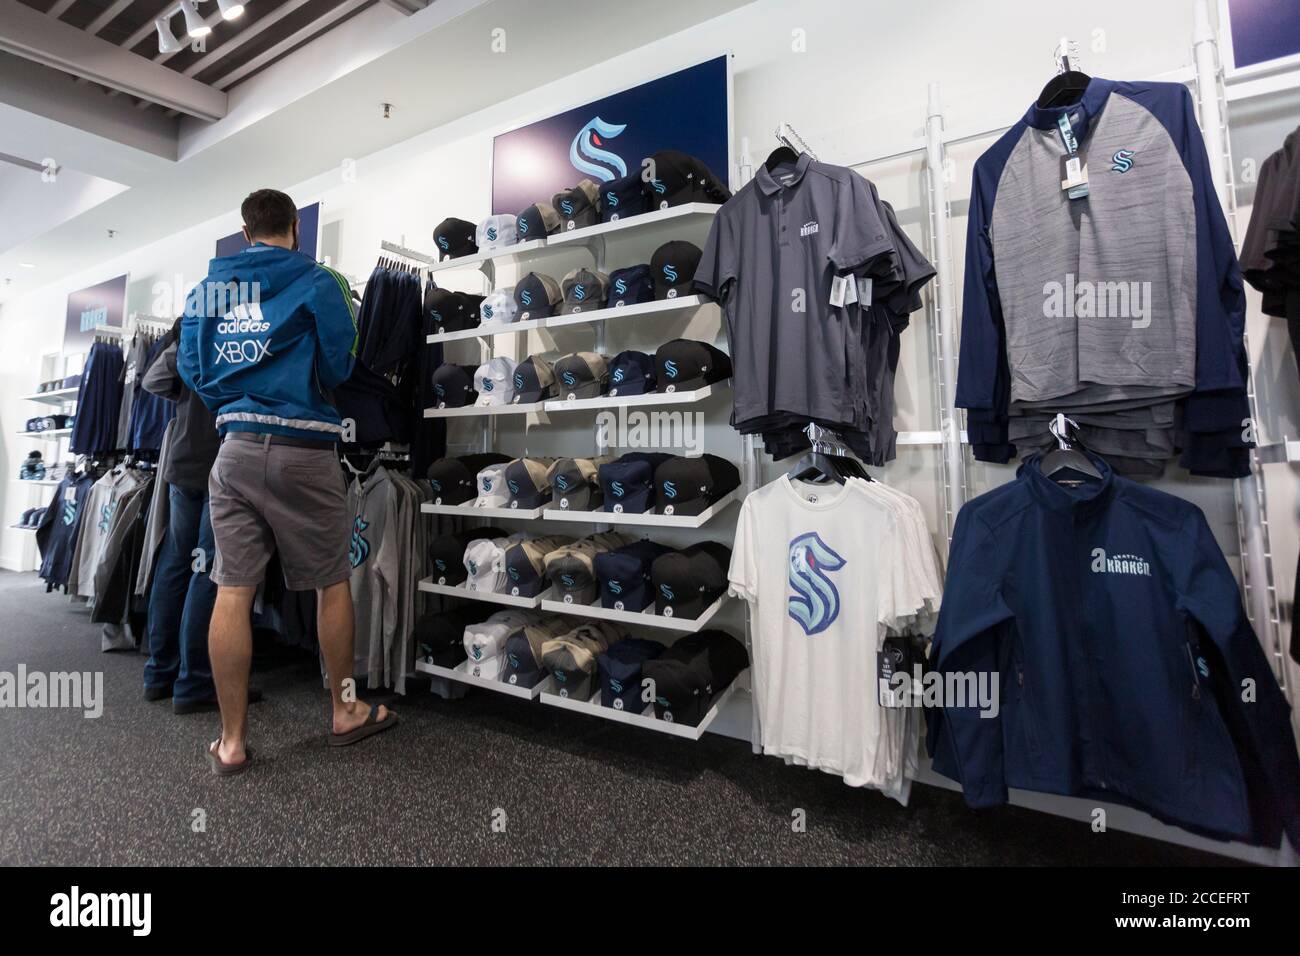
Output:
top-left (66, 465), bottom-right (149, 602)
top-left (1241, 125), bottom-right (1300, 364)
top-left (70, 340), bottom-right (125, 457)
top-left (956, 78), bottom-right (1251, 478)
top-left (35, 470), bottom-right (97, 593)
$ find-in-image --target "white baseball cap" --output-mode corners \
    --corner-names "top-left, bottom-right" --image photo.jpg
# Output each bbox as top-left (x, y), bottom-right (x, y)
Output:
top-left (480, 289), bottom-right (518, 326)
top-left (463, 538), bottom-right (507, 592)
top-left (476, 214), bottom-right (518, 251)
top-left (474, 357), bottom-right (518, 406)
top-left (473, 463), bottom-right (511, 508)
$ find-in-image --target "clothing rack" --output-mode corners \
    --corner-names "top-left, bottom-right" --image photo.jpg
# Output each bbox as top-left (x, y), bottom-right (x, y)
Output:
top-left (774, 121), bottom-right (817, 161)
top-left (379, 239), bottom-right (436, 267)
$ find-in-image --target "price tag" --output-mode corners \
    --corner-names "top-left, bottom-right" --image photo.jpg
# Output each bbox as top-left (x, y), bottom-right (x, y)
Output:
top-left (829, 274), bottom-right (849, 307)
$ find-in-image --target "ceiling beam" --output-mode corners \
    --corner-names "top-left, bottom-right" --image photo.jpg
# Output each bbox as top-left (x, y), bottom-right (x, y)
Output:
top-left (45, 0), bottom-right (76, 18)
top-left (378, 0), bottom-right (426, 12)
top-left (181, 0), bottom-right (314, 78)
top-left (213, 0), bottom-right (370, 91)
top-left (87, 0), bottom-right (140, 36)
top-left (0, 0), bottom-right (227, 120)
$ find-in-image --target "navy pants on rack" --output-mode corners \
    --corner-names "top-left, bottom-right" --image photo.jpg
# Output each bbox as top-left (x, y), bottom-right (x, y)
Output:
top-left (143, 486), bottom-right (216, 703)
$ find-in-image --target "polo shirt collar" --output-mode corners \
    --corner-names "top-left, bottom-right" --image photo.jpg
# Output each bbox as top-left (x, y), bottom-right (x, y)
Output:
top-left (1023, 76), bottom-right (1115, 140)
top-left (1021, 450), bottom-right (1116, 515)
top-left (755, 151), bottom-right (813, 196)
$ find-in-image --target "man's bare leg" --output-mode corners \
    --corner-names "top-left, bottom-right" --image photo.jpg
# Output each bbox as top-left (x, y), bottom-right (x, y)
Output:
top-left (210, 584), bottom-right (255, 765)
top-left (316, 580), bottom-right (390, 734)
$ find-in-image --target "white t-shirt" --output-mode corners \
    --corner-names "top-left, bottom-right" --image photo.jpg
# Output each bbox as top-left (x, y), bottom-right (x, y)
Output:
top-left (729, 476), bottom-right (941, 796)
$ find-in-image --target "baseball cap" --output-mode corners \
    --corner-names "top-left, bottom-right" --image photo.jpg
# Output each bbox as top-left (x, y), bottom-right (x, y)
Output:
top-left (599, 170), bottom-right (652, 222)
top-left (594, 539), bottom-right (673, 611)
top-left (597, 452), bottom-right (670, 514)
top-left (514, 272), bottom-right (563, 321)
top-left (464, 609), bottom-right (535, 679)
top-left (416, 606), bottom-right (492, 667)
top-left (500, 616), bottom-right (571, 688)
top-left (606, 264), bottom-right (656, 308)
top-left (473, 462), bottom-right (512, 508)
top-left (511, 355), bottom-right (556, 404)
top-left (426, 453), bottom-right (510, 504)
top-left (654, 454), bottom-right (742, 515)
top-left (645, 150), bottom-right (732, 209)
top-left (552, 179), bottom-right (600, 230)
top-left (559, 268), bottom-right (610, 315)
top-left (503, 535), bottom-right (574, 597)
top-left (650, 240), bottom-right (703, 299)
top-left (642, 630), bottom-right (748, 726)
top-left (553, 352), bottom-right (609, 400)
top-left (516, 201), bottom-right (561, 242)
top-left (480, 289), bottom-right (519, 326)
top-left (598, 638), bottom-right (666, 711)
top-left (541, 621), bottom-right (624, 700)
top-left (474, 356), bottom-right (518, 406)
top-left (544, 532), bottom-right (635, 606)
top-left (425, 287), bottom-right (479, 334)
top-left (429, 527), bottom-right (505, 585)
top-left (430, 363), bottom-right (478, 408)
top-left (504, 457), bottom-right (556, 509)
top-left (547, 456), bottom-right (610, 511)
top-left (607, 350), bottom-right (656, 396)
top-left (651, 541), bottom-right (732, 619)
top-left (433, 217), bottom-right (478, 259)
top-left (654, 339), bottom-right (732, 391)
top-left (476, 213), bottom-right (518, 251)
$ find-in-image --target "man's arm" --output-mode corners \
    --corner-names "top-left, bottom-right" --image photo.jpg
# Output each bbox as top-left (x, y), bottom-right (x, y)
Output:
top-left (311, 265), bottom-right (359, 389)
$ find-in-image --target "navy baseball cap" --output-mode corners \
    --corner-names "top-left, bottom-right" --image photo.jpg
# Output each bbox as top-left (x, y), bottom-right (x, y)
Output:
top-left (594, 539), bottom-right (673, 611)
top-left (511, 355), bottom-right (556, 404)
top-left (650, 240), bottom-right (703, 299)
top-left (501, 630), bottom-right (548, 689)
top-left (654, 339), bottom-right (732, 391)
top-left (425, 287), bottom-right (472, 334)
top-left (504, 457), bottom-right (554, 509)
top-left (516, 201), bottom-right (561, 242)
top-left (651, 541), bottom-right (732, 619)
top-left (598, 638), bottom-right (665, 711)
top-left (654, 454), bottom-right (741, 515)
top-left (606, 265), bottom-right (656, 308)
top-left (607, 350), bottom-right (656, 396)
top-left (433, 217), bottom-right (478, 259)
top-left (430, 363), bottom-right (478, 408)
top-left (599, 170), bottom-right (651, 222)
top-left (514, 272), bottom-right (562, 321)
top-left (597, 452), bottom-right (670, 514)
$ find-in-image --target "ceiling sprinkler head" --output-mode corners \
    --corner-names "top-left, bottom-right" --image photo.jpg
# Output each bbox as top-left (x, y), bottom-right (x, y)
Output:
top-left (382, 103), bottom-right (393, 120)
top-left (107, 229), bottom-right (117, 239)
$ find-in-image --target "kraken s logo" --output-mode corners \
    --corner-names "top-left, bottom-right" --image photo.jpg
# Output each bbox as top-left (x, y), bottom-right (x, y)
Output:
top-left (486, 226), bottom-right (498, 241)
top-left (467, 560), bottom-right (478, 575)
top-left (561, 199), bottom-right (574, 216)
top-left (662, 263), bottom-right (678, 282)
top-left (508, 566), bottom-right (520, 581)
top-left (561, 573), bottom-right (575, 587)
top-left (659, 583), bottom-right (675, 601)
top-left (507, 478), bottom-right (519, 494)
top-left (482, 478), bottom-right (492, 491)
top-left (349, 516), bottom-right (371, 569)
top-left (437, 236), bottom-right (450, 250)
top-left (606, 191), bottom-right (618, 207)
top-left (517, 217), bottom-right (528, 235)
top-left (787, 532), bottom-right (845, 636)
top-left (514, 371), bottom-right (524, 389)
top-left (1111, 149), bottom-right (1135, 173)
top-left (562, 371), bottom-right (577, 387)
top-left (663, 480), bottom-right (678, 499)
top-left (664, 359), bottom-right (678, 379)
top-left (607, 579), bottom-right (623, 594)
top-left (482, 378), bottom-right (494, 391)
top-left (430, 479), bottom-right (441, 491)
top-left (555, 474), bottom-right (569, 491)
top-left (569, 116), bottom-right (628, 183)
top-left (520, 289), bottom-right (533, 306)
top-left (612, 367), bottom-right (625, 383)
top-left (62, 499), bottom-right (77, 526)
top-left (610, 480), bottom-right (625, 497)
top-left (483, 305), bottom-right (494, 319)
top-left (651, 179), bottom-right (667, 195)
top-left (614, 278), bottom-right (627, 295)
top-left (574, 284), bottom-right (587, 300)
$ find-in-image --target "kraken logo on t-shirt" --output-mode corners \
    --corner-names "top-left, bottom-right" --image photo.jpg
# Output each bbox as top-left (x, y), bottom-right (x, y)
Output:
top-left (349, 516), bottom-right (370, 569)
top-left (1090, 547), bottom-right (1151, 577)
top-left (787, 531), bottom-right (846, 636)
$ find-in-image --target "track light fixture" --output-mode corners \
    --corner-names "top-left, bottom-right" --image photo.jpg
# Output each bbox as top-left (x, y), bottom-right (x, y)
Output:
top-left (217, 0), bottom-right (246, 20)
top-left (180, 0), bottom-right (212, 39)
top-left (155, 17), bottom-right (183, 54)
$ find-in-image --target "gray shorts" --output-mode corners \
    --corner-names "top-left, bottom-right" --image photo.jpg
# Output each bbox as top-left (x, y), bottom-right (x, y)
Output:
top-left (208, 435), bottom-right (351, 591)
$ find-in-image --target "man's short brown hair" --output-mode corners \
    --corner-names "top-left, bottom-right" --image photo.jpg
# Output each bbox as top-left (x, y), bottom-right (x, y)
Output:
top-left (241, 189), bottom-right (297, 240)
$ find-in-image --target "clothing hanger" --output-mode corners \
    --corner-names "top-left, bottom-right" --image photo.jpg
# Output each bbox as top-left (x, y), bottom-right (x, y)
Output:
top-left (787, 424), bottom-right (871, 485)
top-left (1037, 37), bottom-right (1091, 108)
top-left (1040, 413), bottom-right (1103, 479)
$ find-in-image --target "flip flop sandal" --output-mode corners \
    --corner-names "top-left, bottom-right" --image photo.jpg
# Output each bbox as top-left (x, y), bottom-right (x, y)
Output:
top-left (329, 703), bottom-right (399, 747)
top-left (207, 738), bottom-right (254, 776)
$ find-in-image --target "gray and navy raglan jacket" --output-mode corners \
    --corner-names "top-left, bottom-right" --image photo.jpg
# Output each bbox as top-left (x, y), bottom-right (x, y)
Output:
top-left (955, 78), bottom-right (1250, 477)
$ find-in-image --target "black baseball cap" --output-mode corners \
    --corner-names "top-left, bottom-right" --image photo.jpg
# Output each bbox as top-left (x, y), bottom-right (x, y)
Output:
top-left (552, 179), bottom-right (600, 230)
top-left (597, 452), bottom-right (670, 514)
top-left (607, 350), bottom-right (655, 396)
top-left (595, 539), bottom-right (673, 611)
top-left (511, 355), bottom-right (556, 404)
top-left (650, 240), bottom-right (703, 299)
top-left (606, 264), bottom-right (656, 307)
top-left (425, 287), bottom-right (480, 334)
top-left (643, 630), bottom-right (748, 726)
top-left (598, 637), bottom-right (665, 711)
top-left (433, 217), bottom-right (478, 259)
top-left (430, 363), bottom-right (478, 408)
top-left (645, 150), bottom-right (731, 209)
top-left (426, 453), bottom-right (510, 504)
top-left (651, 541), bottom-right (732, 619)
top-left (416, 606), bottom-right (493, 667)
top-left (599, 170), bottom-right (651, 222)
top-left (516, 201), bottom-right (561, 242)
top-left (654, 339), bottom-right (732, 391)
top-left (654, 454), bottom-right (741, 515)
top-left (514, 272), bottom-right (563, 321)
top-left (429, 527), bottom-right (506, 585)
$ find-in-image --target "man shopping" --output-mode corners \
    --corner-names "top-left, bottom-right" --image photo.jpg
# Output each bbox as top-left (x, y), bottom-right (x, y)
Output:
top-left (179, 189), bottom-right (397, 774)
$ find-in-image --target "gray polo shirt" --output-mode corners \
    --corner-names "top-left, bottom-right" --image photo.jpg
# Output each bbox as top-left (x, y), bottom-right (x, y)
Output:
top-left (695, 154), bottom-right (900, 427)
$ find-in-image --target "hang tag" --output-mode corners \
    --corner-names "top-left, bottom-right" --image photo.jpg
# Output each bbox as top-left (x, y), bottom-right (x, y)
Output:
top-left (64, 486), bottom-right (76, 502)
top-left (877, 638), bottom-right (910, 708)
top-left (829, 274), bottom-right (849, 308)
top-left (843, 275), bottom-right (859, 306)
top-left (856, 277), bottom-right (873, 304)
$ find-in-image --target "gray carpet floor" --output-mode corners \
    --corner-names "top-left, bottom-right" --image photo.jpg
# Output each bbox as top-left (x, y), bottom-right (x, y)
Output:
top-left (0, 570), bottom-right (1225, 866)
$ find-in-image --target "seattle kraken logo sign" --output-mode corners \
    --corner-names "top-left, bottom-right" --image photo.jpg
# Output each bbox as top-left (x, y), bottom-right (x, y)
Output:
top-left (569, 116), bottom-right (628, 183)
top-left (349, 516), bottom-right (371, 569)
top-left (787, 532), bottom-right (845, 635)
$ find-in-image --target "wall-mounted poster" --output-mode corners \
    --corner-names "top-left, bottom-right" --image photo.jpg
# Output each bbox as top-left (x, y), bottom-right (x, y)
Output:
top-left (1221, 0), bottom-right (1300, 74)
top-left (63, 273), bottom-right (128, 356)
top-left (215, 202), bottom-right (322, 259)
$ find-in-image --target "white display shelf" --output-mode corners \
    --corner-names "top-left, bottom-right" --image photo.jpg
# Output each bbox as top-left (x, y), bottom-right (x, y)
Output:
top-left (1258, 439), bottom-right (1300, 464)
top-left (425, 237), bottom-right (550, 275)
top-left (419, 502), bottom-right (549, 519)
top-left (416, 578), bottom-right (546, 608)
top-left (539, 592), bottom-right (730, 632)
top-left (544, 202), bottom-right (720, 246)
top-left (11, 478), bottom-right (60, 487)
top-left (16, 429), bottom-right (71, 440)
top-left (425, 295), bottom-right (709, 344)
top-left (543, 381), bottom-right (727, 413)
top-left (539, 673), bottom-right (745, 740)
top-left (423, 399), bottom-right (545, 419)
top-left (426, 314), bottom-right (548, 344)
top-left (542, 487), bottom-right (740, 528)
top-left (414, 657), bottom-right (547, 699)
top-left (21, 387), bottom-right (79, 405)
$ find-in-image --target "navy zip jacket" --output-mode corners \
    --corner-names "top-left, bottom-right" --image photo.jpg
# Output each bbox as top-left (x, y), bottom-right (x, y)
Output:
top-left (927, 453), bottom-right (1300, 850)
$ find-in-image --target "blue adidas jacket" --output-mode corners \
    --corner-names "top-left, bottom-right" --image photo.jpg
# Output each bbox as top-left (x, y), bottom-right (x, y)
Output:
top-left (927, 454), bottom-right (1300, 850)
top-left (178, 244), bottom-right (357, 441)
